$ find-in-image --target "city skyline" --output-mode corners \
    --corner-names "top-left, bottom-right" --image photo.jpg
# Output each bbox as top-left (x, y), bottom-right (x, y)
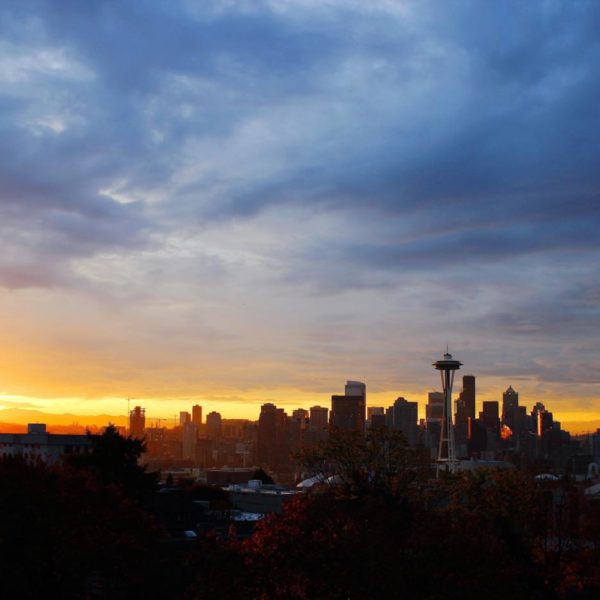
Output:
top-left (1, 370), bottom-right (598, 436)
top-left (1, 2), bottom-right (600, 425)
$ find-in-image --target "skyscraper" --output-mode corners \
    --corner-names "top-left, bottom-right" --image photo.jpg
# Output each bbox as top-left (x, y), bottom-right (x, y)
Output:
top-left (182, 421), bottom-right (197, 460)
top-left (179, 411), bottom-right (191, 426)
top-left (192, 404), bottom-right (203, 428)
top-left (480, 401), bottom-right (500, 431)
top-left (455, 375), bottom-right (476, 447)
top-left (309, 406), bottom-right (329, 431)
top-left (345, 380), bottom-right (366, 399)
top-left (502, 386), bottom-right (519, 432)
top-left (257, 403), bottom-right (289, 468)
top-left (426, 392), bottom-right (444, 423)
top-left (456, 375), bottom-right (476, 423)
top-left (309, 406), bottom-right (329, 443)
top-left (206, 411), bottom-right (222, 440)
top-left (330, 381), bottom-right (366, 434)
top-left (367, 406), bottom-right (385, 425)
top-left (392, 397), bottom-right (418, 446)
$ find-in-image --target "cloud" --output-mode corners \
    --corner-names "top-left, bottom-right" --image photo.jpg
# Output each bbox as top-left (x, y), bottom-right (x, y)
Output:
top-left (0, 1), bottom-right (599, 416)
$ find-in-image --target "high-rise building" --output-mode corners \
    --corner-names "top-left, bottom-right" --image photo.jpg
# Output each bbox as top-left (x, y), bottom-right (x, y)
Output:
top-left (182, 421), bottom-right (197, 460)
top-left (257, 403), bottom-right (289, 468)
top-left (309, 406), bottom-right (329, 431)
top-left (330, 381), bottom-right (366, 434)
top-left (392, 397), bottom-right (418, 446)
top-left (502, 386), bottom-right (519, 432)
top-left (370, 413), bottom-right (387, 429)
top-left (129, 406), bottom-right (146, 439)
top-left (292, 408), bottom-right (309, 426)
top-left (192, 404), bottom-right (203, 428)
top-left (531, 402), bottom-right (553, 437)
top-left (308, 406), bottom-right (329, 443)
top-left (367, 407), bottom-right (385, 425)
top-left (345, 380), bottom-right (366, 399)
top-left (456, 375), bottom-right (476, 424)
top-left (480, 401), bottom-right (500, 431)
top-left (426, 392), bottom-right (444, 423)
top-left (455, 375), bottom-right (476, 447)
top-left (180, 411), bottom-right (191, 426)
top-left (206, 411), bottom-right (222, 440)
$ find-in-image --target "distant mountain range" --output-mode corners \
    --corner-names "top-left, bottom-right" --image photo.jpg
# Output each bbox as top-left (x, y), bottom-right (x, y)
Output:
top-left (0, 407), bottom-right (598, 436)
top-left (0, 407), bottom-right (127, 428)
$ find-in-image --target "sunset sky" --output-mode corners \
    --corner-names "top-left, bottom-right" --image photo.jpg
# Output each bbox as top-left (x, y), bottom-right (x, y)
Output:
top-left (1, 1), bottom-right (600, 425)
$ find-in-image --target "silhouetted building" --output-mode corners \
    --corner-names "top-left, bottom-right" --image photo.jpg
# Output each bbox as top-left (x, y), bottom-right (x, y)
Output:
top-left (455, 376), bottom-right (475, 423)
top-left (593, 429), bottom-right (600, 460)
top-left (257, 403), bottom-right (289, 470)
top-left (480, 401), bottom-right (500, 452)
top-left (309, 406), bottom-right (329, 431)
top-left (308, 406), bottom-right (329, 444)
top-left (192, 404), bottom-right (202, 428)
top-left (370, 413), bottom-right (387, 429)
top-left (532, 402), bottom-right (553, 437)
top-left (480, 401), bottom-right (500, 430)
top-left (367, 406), bottom-right (385, 425)
top-left (129, 406), bottom-right (146, 439)
top-left (392, 397), bottom-right (418, 445)
top-left (345, 380), bottom-right (366, 399)
top-left (182, 421), bottom-right (197, 460)
top-left (0, 424), bottom-right (93, 464)
top-left (425, 392), bottom-right (444, 455)
top-left (179, 411), bottom-right (191, 426)
top-left (502, 386), bottom-right (519, 432)
top-left (330, 381), bottom-right (366, 434)
top-left (206, 411), bottom-right (222, 440)
top-left (426, 392), bottom-right (444, 423)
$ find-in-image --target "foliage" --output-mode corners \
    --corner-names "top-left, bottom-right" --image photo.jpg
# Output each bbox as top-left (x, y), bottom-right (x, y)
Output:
top-left (0, 456), bottom-right (167, 597)
top-left (69, 423), bottom-right (158, 501)
top-left (252, 467), bottom-right (275, 485)
top-left (297, 428), bottom-right (415, 499)
top-left (189, 483), bottom-right (232, 510)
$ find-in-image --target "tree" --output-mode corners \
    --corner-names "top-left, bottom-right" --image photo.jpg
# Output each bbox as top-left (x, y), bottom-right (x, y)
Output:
top-left (69, 424), bottom-right (157, 501)
top-left (297, 428), bottom-right (415, 499)
top-left (252, 468), bottom-right (275, 485)
top-left (0, 456), bottom-right (167, 597)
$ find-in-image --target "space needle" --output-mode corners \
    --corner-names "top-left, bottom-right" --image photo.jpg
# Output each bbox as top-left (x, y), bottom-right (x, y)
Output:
top-left (433, 349), bottom-right (462, 474)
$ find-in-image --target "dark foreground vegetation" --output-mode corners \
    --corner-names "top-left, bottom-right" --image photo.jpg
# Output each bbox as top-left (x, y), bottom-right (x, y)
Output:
top-left (0, 427), bottom-right (598, 599)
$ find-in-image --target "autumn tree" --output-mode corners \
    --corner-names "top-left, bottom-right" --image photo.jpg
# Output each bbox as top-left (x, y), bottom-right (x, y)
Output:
top-left (69, 423), bottom-right (157, 501)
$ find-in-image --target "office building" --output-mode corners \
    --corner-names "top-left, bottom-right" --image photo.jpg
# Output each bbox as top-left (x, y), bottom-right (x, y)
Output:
top-left (257, 403), bottom-right (289, 469)
top-left (192, 404), bottom-right (203, 428)
top-left (182, 421), bottom-right (197, 460)
top-left (330, 381), bottom-right (366, 434)
top-left (367, 406), bottom-right (385, 425)
top-left (0, 423), bottom-right (93, 464)
top-left (455, 375), bottom-right (476, 424)
top-left (502, 386), bottom-right (519, 432)
top-left (392, 397), bottom-right (418, 446)
top-left (426, 392), bottom-right (444, 423)
top-left (309, 406), bottom-right (329, 431)
top-left (206, 411), bottom-right (222, 440)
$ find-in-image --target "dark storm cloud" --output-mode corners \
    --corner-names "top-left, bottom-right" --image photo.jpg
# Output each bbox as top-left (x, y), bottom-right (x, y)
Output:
top-left (1, 0), bottom-right (600, 297)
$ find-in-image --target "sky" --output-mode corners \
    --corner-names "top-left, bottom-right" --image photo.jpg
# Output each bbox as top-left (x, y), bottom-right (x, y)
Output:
top-left (1, 0), bottom-right (600, 424)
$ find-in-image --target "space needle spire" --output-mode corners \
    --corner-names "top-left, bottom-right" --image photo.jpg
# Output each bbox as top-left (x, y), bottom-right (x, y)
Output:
top-left (433, 349), bottom-right (462, 475)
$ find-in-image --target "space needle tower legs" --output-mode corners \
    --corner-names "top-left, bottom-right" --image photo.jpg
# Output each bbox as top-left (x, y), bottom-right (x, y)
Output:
top-left (433, 350), bottom-right (462, 476)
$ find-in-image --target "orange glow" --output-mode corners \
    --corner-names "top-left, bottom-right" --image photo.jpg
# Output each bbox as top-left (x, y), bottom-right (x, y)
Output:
top-left (500, 424), bottom-right (512, 441)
